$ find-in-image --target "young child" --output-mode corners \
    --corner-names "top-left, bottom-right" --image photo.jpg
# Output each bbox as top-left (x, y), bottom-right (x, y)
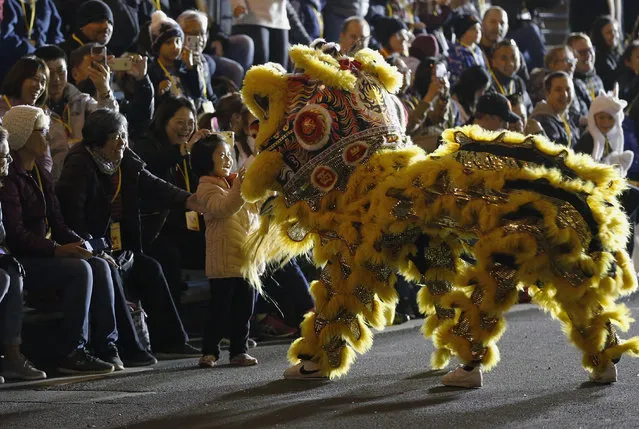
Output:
top-left (148, 11), bottom-right (203, 103)
top-left (191, 133), bottom-right (260, 367)
top-left (574, 92), bottom-right (632, 176)
top-left (488, 39), bottom-right (533, 113)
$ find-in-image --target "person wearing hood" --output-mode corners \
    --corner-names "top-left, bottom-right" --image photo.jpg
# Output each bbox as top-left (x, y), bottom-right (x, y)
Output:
top-left (574, 93), bottom-right (632, 175)
top-left (58, 0), bottom-right (113, 61)
top-left (529, 71), bottom-right (579, 147)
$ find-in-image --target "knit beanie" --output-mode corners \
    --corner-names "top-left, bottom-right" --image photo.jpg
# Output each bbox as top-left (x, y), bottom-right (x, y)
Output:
top-left (2, 106), bottom-right (49, 151)
top-left (149, 11), bottom-right (184, 54)
top-left (409, 34), bottom-right (440, 59)
top-left (75, 0), bottom-right (113, 30)
top-left (453, 14), bottom-right (479, 40)
top-left (373, 17), bottom-right (407, 49)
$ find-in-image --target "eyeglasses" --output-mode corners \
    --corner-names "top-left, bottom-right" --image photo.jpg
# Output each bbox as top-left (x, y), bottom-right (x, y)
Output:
top-left (576, 47), bottom-right (594, 56)
top-left (555, 57), bottom-right (577, 65)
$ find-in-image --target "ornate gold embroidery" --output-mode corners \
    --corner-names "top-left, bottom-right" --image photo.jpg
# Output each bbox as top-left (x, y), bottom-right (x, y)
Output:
top-left (323, 337), bottom-right (346, 368)
top-left (488, 263), bottom-right (518, 303)
top-left (426, 280), bottom-right (452, 296)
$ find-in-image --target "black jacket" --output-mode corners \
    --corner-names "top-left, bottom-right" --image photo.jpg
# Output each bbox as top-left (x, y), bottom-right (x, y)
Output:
top-left (56, 143), bottom-right (190, 252)
top-left (134, 133), bottom-right (198, 241)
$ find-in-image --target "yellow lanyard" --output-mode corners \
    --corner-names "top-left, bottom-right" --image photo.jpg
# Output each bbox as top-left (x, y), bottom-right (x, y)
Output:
top-left (462, 43), bottom-right (480, 65)
top-left (72, 34), bottom-right (85, 47)
top-left (33, 165), bottom-right (51, 237)
top-left (176, 159), bottom-right (191, 193)
top-left (152, 0), bottom-right (161, 10)
top-left (157, 59), bottom-right (181, 96)
top-left (51, 106), bottom-right (72, 136)
top-left (20, 0), bottom-right (36, 41)
top-left (561, 115), bottom-right (572, 145)
top-left (488, 67), bottom-right (514, 95)
top-left (587, 81), bottom-right (596, 101)
top-left (111, 167), bottom-right (122, 203)
top-left (3, 95), bottom-right (12, 108)
top-left (198, 66), bottom-right (208, 99)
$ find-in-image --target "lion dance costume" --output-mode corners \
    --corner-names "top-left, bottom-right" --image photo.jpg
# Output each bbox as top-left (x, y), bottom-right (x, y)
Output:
top-left (240, 42), bottom-right (639, 386)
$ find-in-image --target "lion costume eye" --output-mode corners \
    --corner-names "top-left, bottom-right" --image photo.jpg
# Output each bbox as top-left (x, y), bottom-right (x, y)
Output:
top-left (294, 104), bottom-right (333, 152)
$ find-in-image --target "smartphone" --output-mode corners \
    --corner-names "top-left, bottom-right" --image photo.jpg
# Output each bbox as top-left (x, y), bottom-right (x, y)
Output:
top-left (84, 237), bottom-right (109, 252)
top-left (109, 57), bottom-right (133, 72)
top-left (90, 46), bottom-right (107, 67)
top-left (185, 35), bottom-right (202, 53)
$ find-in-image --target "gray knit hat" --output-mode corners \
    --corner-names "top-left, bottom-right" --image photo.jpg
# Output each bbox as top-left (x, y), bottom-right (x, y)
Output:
top-left (2, 106), bottom-right (49, 151)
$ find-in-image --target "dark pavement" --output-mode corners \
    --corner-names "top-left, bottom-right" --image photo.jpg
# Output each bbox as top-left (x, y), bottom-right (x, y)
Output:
top-left (3, 297), bottom-right (639, 429)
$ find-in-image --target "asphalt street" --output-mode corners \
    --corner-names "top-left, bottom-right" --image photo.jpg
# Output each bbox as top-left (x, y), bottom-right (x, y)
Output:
top-left (3, 297), bottom-right (639, 429)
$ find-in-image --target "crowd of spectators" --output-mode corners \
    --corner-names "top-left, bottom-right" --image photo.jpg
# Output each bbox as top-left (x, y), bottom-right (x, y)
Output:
top-left (0, 0), bottom-right (638, 382)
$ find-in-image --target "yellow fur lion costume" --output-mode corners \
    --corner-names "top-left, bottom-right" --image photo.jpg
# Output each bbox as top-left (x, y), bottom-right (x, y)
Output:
top-left (240, 41), bottom-right (639, 385)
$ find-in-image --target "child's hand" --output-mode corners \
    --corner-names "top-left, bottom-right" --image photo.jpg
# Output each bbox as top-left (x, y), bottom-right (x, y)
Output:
top-left (238, 167), bottom-right (247, 183)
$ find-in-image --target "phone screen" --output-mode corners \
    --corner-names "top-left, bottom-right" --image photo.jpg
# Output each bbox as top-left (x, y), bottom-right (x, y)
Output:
top-left (90, 46), bottom-right (107, 67)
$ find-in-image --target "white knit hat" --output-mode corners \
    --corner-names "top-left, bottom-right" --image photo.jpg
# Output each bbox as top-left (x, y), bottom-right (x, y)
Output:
top-left (2, 106), bottom-right (49, 151)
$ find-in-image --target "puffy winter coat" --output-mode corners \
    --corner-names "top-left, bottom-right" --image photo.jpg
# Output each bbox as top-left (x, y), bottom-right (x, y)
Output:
top-left (196, 175), bottom-right (259, 279)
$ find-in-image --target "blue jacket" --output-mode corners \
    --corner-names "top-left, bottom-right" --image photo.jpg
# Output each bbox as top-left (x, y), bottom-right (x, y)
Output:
top-left (0, 0), bottom-right (64, 81)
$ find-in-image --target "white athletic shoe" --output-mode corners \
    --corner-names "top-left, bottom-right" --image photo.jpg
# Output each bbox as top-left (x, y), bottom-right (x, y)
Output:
top-left (283, 360), bottom-right (328, 380)
top-left (589, 362), bottom-right (617, 384)
top-left (441, 364), bottom-right (483, 388)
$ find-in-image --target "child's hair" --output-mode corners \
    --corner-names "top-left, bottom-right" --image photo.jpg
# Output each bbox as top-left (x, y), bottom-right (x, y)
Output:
top-left (191, 133), bottom-right (228, 177)
top-left (213, 92), bottom-right (246, 130)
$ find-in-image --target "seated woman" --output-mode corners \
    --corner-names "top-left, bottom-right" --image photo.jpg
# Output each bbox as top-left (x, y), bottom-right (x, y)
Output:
top-left (56, 109), bottom-right (201, 359)
top-left (135, 96), bottom-right (210, 309)
top-left (403, 58), bottom-right (460, 153)
top-left (0, 126), bottom-right (46, 383)
top-left (0, 56), bottom-right (53, 173)
top-left (450, 65), bottom-right (491, 124)
top-left (0, 106), bottom-right (117, 375)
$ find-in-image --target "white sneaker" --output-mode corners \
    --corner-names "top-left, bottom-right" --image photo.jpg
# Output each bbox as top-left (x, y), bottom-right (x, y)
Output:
top-left (589, 362), bottom-right (617, 384)
top-left (441, 364), bottom-right (483, 388)
top-left (0, 375), bottom-right (4, 384)
top-left (283, 360), bottom-right (328, 380)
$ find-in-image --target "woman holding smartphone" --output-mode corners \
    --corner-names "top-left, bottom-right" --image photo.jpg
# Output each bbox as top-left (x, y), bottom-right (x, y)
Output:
top-left (403, 58), bottom-right (461, 153)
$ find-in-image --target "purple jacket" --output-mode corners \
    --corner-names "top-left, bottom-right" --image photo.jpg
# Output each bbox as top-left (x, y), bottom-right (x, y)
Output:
top-left (0, 151), bottom-right (81, 257)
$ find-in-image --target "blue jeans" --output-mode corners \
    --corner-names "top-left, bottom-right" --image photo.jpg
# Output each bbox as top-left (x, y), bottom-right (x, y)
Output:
top-left (19, 257), bottom-right (118, 355)
top-left (0, 267), bottom-right (23, 346)
top-left (232, 25), bottom-right (288, 67)
top-left (227, 34), bottom-right (255, 72)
